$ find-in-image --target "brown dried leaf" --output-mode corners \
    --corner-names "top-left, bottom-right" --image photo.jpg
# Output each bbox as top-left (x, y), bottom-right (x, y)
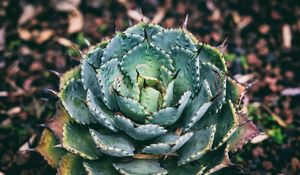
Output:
top-left (18, 5), bottom-right (42, 25)
top-left (56, 37), bottom-right (74, 47)
top-left (34, 29), bottom-right (55, 44)
top-left (0, 27), bottom-right (5, 51)
top-left (7, 107), bottom-right (21, 115)
top-left (133, 154), bottom-right (161, 159)
top-left (237, 16), bottom-right (252, 30)
top-left (0, 91), bottom-right (8, 97)
top-left (234, 73), bottom-right (256, 84)
top-left (251, 133), bottom-right (269, 144)
top-left (127, 9), bottom-right (150, 23)
top-left (67, 9), bottom-right (84, 34)
top-left (282, 24), bottom-right (292, 49)
top-left (263, 105), bottom-right (288, 128)
top-left (151, 7), bottom-right (166, 24)
top-left (18, 28), bottom-right (32, 41)
top-left (46, 104), bottom-right (70, 141)
top-left (281, 87), bottom-right (300, 96)
top-left (52, 0), bottom-right (80, 12)
top-left (291, 157), bottom-right (300, 172)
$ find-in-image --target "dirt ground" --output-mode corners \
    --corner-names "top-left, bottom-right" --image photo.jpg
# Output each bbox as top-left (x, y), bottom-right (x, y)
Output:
top-left (0, 0), bottom-right (300, 174)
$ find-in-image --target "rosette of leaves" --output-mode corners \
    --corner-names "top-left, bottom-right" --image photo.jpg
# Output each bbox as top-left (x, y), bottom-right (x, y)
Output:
top-left (37, 23), bottom-right (260, 175)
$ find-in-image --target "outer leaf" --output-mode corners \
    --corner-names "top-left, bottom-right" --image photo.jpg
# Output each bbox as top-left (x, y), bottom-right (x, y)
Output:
top-left (83, 158), bottom-right (119, 175)
top-left (59, 67), bottom-right (81, 91)
top-left (62, 123), bottom-right (102, 160)
top-left (60, 79), bottom-right (97, 125)
top-left (161, 159), bottom-right (200, 175)
top-left (195, 144), bottom-right (230, 175)
top-left (197, 44), bottom-right (227, 72)
top-left (46, 103), bottom-right (71, 141)
top-left (226, 77), bottom-right (246, 105)
top-left (57, 153), bottom-right (86, 175)
top-left (199, 62), bottom-right (226, 113)
top-left (182, 79), bottom-right (212, 131)
top-left (178, 125), bottom-right (216, 165)
top-left (36, 129), bottom-right (66, 168)
top-left (212, 100), bottom-right (239, 148)
top-left (228, 115), bottom-right (260, 152)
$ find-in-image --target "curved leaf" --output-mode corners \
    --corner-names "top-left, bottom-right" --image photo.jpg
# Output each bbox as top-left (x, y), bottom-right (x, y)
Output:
top-left (62, 123), bottom-right (102, 160)
top-left (36, 129), bottom-right (66, 168)
top-left (113, 159), bottom-right (167, 175)
top-left (89, 129), bottom-right (135, 157)
top-left (114, 115), bottom-right (166, 141)
top-left (60, 79), bottom-right (97, 125)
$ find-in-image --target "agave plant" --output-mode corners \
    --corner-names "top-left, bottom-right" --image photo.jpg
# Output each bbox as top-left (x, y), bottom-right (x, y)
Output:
top-left (37, 22), bottom-right (260, 175)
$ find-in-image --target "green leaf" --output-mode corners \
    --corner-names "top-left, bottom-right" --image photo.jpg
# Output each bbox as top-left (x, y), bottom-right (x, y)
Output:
top-left (81, 59), bottom-right (101, 98)
top-left (57, 153), bottom-right (86, 175)
top-left (194, 144), bottom-right (230, 175)
top-left (86, 46), bottom-right (105, 68)
top-left (142, 132), bottom-right (193, 155)
top-left (116, 95), bottom-right (149, 123)
top-left (212, 100), bottom-right (239, 148)
top-left (114, 115), bottom-right (166, 141)
top-left (113, 159), bottom-right (168, 175)
top-left (161, 159), bottom-right (200, 175)
top-left (86, 90), bottom-right (118, 132)
top-left (159, 65), bottom-right (173, 87)
top-left (101, 32), bottom-right (143, 64)
top-left (226, 77), bottom-right (246, 105)
top-left (60, 79), bottom-right (97, 125)
top-left (140, 87), bottom-right (161, 113)
top-left (170, 47), bottom-right (197, 103)
top-left (182, 79), bottom-right (212, 131)
top-left (227, 115), bottom-right (260, 152)
top-left (120, 42), bottom-right (174, 85)
top-left (59, 67), bottom-right (81, 91)
top-left (163, 80), bottom-right (175, 107)
top-left (83, 158), bottom-right (118, 175)
top-left (89, 129), bottom-right (135, 157)
top-left (199, 62), bottom-right (226, 113)
top-left (178, 125), bottom-right (216, 165)
top-left (97, 58), bottom-right (121, 110)
top-left (197, 44), bottom-right (227, 72)
top-left (124, 23), bottom-right (163, 41)
top-left (62, 123), bottom-right (102, 160)
top-left (148, 91), bottom-right (191, 126)
top-left (151, 29), bottom-right (197, 53)
top-left (36, 129), bottom-right (66, 168)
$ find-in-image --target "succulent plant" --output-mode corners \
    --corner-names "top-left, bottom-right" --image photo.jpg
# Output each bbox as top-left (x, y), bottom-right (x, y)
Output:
top-left (37, 22), bottom-right (260, 175)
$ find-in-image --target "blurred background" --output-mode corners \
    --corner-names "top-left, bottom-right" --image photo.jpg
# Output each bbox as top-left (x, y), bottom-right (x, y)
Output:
top-left (0, 0), bottom-right (300, 174)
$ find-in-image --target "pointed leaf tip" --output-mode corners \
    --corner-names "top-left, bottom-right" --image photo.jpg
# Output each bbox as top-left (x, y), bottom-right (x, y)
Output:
top-left (183, 14), bottom-right (189, 29)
